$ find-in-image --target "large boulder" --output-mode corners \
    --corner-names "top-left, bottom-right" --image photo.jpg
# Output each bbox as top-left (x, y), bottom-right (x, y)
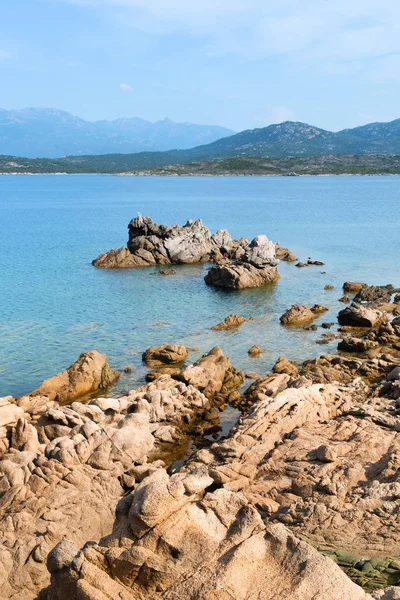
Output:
top-left (177, 346), bottom-right (244, 398)
top-left (338, 304), bottom-right (387, 328)
top-left (205, 235), bottom-right (279, 290)
top-left (27, 351), bottom-right (120, 403)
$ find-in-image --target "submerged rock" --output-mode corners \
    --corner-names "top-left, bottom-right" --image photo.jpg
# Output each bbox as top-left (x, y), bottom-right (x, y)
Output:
top-left (248, 345), bottom-right (261, 356)
top-left (211, 313), bottom-right (249, 330)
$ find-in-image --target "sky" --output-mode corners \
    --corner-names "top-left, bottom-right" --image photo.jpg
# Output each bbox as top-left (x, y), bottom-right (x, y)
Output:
top-left (1, 0), bottom-right (400, 131)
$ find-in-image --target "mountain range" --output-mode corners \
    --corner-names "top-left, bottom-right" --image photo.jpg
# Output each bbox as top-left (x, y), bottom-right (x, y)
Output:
top-left (0, 108), bottom-right (235, 157)
top-left (2, 110), bottom-right (400, 171)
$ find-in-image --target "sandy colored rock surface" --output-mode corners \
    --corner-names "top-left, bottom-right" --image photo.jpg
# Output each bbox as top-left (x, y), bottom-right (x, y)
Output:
top-left (27, 351), bottom-right (120, 403)
top-left (280, 304), bottom-right (328, 326)
top-left (211, 313), bottom-right (248, 330)
top-left (142, 343), bottom-right (188, 366)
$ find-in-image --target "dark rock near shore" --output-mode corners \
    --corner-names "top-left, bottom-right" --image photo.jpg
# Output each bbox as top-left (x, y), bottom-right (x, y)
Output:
top-left (343, 281), bottom-right (366, 293)
top-left (338, 304), bottom-right (388, 328)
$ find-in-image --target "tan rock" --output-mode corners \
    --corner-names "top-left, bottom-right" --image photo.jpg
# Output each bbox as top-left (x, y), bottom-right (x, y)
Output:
top-left (211, 314), bottom-right (248, 330)
top-left (248, 345), bottom-right (261, 356)
top-left (280, 304), bottom-right (328, 327)
top-left (343, 282), bottom-right (366, 293)
top-left (28, 351), bottom-right (120, 403)
top-left (142, 344), bottom-right (188, 366)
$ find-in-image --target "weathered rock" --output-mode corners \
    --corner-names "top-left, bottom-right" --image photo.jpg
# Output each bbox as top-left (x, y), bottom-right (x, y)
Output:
top-left (338, 305), bottom-right (388, 328)
top-left (92, 246), bottom-right (145, 268)
top-left (354, 285), bottom-right (395, 305)
top-left (339, 295), bottom-right (351, 303)
top-left (43, 468), bottom-right (373, 600)
top-left (27, 351), bottom-right (120, 403)
top-left (211, 314), bottom-right (248, 330)
top-left (0, 349), bottom-right (241, 599)
top-left (280, 304), bottom-right (328, 327)
top-left (307, 258), bottom-right (325, 266)
top-left (275, 243), bottom-right (297, 262)
top-left (93, 216), bottom-right (243, 269)
top-left (324, 284), bottom-right (334, 290)
top-left (205, 261), bottom-right (279, 289)
top-left (343, 281), bottom-right (366, 293)
top-left (205, 235), bottom-right (279, 289)
top-left (248, 345), bottom-right (261, 356)
top-left (272, 356), bottom-right (299, 377)
top-left (177, 347), bottom-right (243, 398)
top-left (142, 344), bottom-right (188, 366)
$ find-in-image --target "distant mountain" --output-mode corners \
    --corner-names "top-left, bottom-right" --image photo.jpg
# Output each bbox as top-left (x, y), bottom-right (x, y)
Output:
top-left (167, 119), bottom-right (400, 161)
top-left (0, 108), bottom-right (235, 157)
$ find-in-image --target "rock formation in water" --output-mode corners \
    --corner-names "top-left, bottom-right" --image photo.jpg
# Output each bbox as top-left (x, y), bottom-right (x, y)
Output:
top-left (205, 235), bottom-right (279, 289)
top-left (27, 350), bottom-right (120, 403)
top-left (92, 217), bottom-right (281, 290)
top-left (280, 303), bottom-right (329, 327)
top-left (92, 216), bottom-right (245, 269)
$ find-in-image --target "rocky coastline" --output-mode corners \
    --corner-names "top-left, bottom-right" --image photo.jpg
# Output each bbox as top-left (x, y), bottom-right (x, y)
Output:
top-left (2, 223), bottom-right (400, 599)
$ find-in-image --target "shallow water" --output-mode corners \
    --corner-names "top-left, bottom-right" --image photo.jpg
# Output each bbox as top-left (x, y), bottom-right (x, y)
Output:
top-left (1, 174), bottom-right (399, 398)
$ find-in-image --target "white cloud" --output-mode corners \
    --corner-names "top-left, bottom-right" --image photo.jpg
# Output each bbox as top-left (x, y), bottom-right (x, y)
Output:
top-left (119, 83), bottom-right (133, 92)
top-left (57, 0), bottom-right (400, 65)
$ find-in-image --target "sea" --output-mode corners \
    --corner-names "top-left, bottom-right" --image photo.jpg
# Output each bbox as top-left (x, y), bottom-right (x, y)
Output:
top-left (1, 174), bottom-right (399, 404)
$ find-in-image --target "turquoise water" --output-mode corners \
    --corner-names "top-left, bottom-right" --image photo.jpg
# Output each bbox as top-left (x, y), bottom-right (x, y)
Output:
top-left (1, 174), bottom-right (399, 398)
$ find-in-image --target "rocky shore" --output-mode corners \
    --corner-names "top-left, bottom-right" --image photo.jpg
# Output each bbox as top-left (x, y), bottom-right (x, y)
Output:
top-left (2, 231), bottom-right (400, 599)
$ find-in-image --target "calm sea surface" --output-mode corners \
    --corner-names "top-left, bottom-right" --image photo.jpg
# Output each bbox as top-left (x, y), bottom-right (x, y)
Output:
top-left (1, 174), bottom-right (399, 398)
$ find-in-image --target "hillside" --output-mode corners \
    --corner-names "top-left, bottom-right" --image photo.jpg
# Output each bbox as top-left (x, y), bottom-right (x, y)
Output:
top-left (2, 153), bottom-right (400, 176)
top-left (0, 108), bottom-right (234, 157)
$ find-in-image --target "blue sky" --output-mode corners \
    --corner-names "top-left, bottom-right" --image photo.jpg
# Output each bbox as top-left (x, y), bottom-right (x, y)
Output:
top-left (1, 0), bottom-right (400, 131)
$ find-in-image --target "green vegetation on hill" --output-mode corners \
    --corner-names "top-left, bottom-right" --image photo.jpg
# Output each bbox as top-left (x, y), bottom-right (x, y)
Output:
top-left (2, 153), bottom-right (400, 176)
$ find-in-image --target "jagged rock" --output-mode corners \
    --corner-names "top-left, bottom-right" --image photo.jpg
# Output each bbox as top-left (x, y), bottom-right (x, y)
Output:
top-left (142, 344), bottom-right (188, 366)
top-left (211, 314), bottom-right (248, 330)
top-left (338, 305), bottom-right (388, 328)
top-left (272, 356), bottom-right (299, 377)
top-left (43, 468), bottom-right (373, 600)
top-left (248, 345), bottom-right (261, 356)
top-left (27, 351), bottom-right (120, 403)
top-left (354, 285), bottom-right (395, 305)
top-left (177, 347), bottom-right (243, 398)
top-left (205, 235), bottom-right (279, 289)
top-left (343, 281), bottom-right (366, 293)
top-left (339, 295), bottom-right (351, 303)
top-left (280, 304), bottom-right (328, 327)
top-left (275, 243), bottom-right (297, 262)
top-left (0, 348), bottom-right (243, 599)
top-left (93, 216), bottom-right (242, 269)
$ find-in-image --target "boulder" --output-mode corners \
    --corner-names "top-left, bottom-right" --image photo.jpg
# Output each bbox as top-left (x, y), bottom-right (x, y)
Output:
top-left (142, 344), bottom-right (188, 366)
top-left (205, 262), bottom-right (279, 289)
top-left (343, 281), bottom-right (366, 293)
top-left (338, 305), bottom-right (387, 328)
top-left (205, 235), bottom-right (279, 289)
top-left (27, 351), bottom-right (120, 403)
top-left (177, 347), bottom-right (244, 398)
top-left (354, 284), bottom-right (394, 305)
top-left (272, 356), bottom-right (299, 377)
top-left (92, 246), bottom-right (145, 268)
top-left (275, 243), bottom-right (297, 262)
top-left (248, 345), bottom-right (261, 357)
top-left (280, 304), bottom-right (328, 327)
